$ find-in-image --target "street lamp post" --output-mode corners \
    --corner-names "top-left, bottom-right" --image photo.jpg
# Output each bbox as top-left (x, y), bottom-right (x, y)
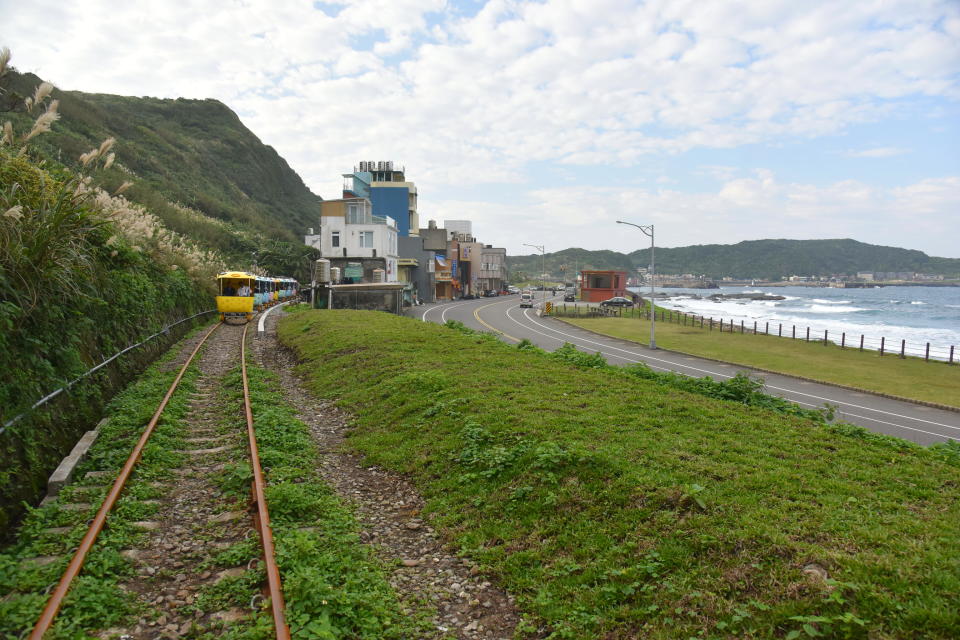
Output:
top-left (616, 221), bottom-right (656, 349)
top-left (523, 243), bottom-right (546, 307)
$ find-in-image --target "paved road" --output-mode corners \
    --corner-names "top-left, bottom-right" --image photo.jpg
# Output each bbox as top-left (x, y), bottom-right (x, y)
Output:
top-left (410, 295), bottom-right (960, 446)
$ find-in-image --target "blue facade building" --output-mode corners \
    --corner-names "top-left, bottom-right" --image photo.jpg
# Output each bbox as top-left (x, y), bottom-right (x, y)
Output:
top-left (371, 186), bottom-right (411, 236)
top-left (343, 161), bottom-right (418, 237)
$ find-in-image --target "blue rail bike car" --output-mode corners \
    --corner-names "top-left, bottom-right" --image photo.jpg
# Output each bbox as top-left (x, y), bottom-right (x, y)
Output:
top-left (215, 271), bottom-right (256, 323)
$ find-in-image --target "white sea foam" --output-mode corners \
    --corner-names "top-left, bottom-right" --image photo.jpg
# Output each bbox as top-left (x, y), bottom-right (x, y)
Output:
top-left (910, 300), bottom-right (926, 305)
top-left (808, 304), bottom-right (868, 313)
top-left (644, 285), bottom-right (960, 356)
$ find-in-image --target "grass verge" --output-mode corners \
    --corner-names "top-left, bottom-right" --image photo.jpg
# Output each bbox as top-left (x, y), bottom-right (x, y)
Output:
top-left (556, 313), bottom-right (960, 407)
top-left (201, 356), bottom-right (434, 639)
top-left (278, 309), bottom-right (960, 639)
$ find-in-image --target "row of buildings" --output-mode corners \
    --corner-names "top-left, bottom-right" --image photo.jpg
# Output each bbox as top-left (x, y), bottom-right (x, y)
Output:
top-left (303, 161), bottom-right (507, 304)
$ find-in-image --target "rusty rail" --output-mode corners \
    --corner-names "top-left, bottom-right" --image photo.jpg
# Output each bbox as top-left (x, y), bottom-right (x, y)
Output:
top-left (240, 323), bottom-right (290, 639)
top-left (30, 322), bottom-right (222, 639)
top-left (30, 320), bottom-right (290, 639)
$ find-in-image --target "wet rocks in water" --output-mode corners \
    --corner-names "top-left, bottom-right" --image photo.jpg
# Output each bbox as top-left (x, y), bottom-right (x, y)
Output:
top-left (708, 293), bottom-right (785, 301)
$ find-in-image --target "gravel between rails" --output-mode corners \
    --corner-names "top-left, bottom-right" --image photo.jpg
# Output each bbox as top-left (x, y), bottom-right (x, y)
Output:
top-left (253, 310), bottom-right (522, 640)
top-left (109, 322), bottom-right (253, 638)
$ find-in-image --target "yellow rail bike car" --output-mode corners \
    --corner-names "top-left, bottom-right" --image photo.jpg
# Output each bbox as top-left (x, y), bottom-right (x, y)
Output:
top-left (216, 271), bottom-right (256, 323)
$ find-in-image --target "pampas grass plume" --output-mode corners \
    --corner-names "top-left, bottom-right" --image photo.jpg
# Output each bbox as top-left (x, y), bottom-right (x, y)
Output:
top-left (31, 82), bottom-right (54, 111)
top-left (0, 47), bottom-right (10, 77)
top-left (98, 137), bottom-right (115, 156)
top-left (24, 108), bottom-right (60, 142)
top-left (115, 181), bottom-right (134, 194)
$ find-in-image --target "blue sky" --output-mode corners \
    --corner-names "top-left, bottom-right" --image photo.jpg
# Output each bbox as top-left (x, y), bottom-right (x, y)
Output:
top-left (2, 0), bottom-right (958, 257)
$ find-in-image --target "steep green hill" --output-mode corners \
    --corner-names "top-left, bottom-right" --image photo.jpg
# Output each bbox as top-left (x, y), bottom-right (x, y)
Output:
top-left (508, 247), bottom-right (635, 283)
top-left (1, 70), bottom-right (320, 260)
top-left (508, 239), bottom-right (960, 281)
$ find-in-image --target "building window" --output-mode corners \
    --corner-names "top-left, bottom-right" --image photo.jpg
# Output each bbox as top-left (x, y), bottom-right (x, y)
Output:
top-left (332, 231), bottom-right (340, 248)
top-left (359, 231), bottom-right (373, 248)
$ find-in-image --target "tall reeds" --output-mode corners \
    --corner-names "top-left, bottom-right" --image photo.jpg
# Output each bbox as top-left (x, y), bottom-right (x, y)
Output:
top-left (0, 47), bottom-right (223, 317)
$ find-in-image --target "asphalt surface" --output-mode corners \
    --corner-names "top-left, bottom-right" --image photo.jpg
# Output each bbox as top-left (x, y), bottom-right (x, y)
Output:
top-left (410, 294), bottom-right (960, 446)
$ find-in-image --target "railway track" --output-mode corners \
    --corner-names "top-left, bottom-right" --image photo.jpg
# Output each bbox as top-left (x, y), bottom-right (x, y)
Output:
top-left (28, 320), bottom-right (290, 639)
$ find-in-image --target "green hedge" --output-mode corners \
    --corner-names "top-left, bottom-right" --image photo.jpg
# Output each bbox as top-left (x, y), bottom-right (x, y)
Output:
top-left (0, 149), bottom-right (210, 534)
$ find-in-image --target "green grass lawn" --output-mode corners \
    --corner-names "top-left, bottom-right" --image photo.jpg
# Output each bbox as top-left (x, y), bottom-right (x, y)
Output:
top-left (557, 313), bottom-right (960, 408)
top-left (278, 310), bottom-right (960, 639)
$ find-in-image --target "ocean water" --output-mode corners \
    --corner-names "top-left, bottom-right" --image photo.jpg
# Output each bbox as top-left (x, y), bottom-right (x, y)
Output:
top-left (627, 285), bottom-right (960, 360)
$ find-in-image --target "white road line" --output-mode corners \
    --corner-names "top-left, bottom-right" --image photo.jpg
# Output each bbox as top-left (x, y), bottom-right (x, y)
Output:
top-left (508, 310), bottom-right (960, 434)
top-left (418, 303), bottom-right (438, 323)
top-left (441, 300), bottom-right (481, 325)
top-left (841, 413), bottom-right (959, 441)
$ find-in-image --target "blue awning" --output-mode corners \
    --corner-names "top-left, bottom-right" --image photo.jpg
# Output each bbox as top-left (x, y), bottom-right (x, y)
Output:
top-left (435, 256), bottom-right (447, 267)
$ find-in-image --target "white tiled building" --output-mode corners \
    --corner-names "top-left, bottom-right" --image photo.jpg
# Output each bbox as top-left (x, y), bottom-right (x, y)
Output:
top-left (305, 197), bottom-right (399, 282)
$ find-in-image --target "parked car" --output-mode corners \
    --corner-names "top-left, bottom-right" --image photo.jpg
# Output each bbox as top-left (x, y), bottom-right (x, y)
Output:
top-left (483, 289), bottom-right (499, 297)
top-left (461, 294), bottom-right (476, 300)
top-left (600, 296), bottom-right (633, 307)
top-left (563, 293), bottom-right (576, 302)
top-left (519, 293), bottom-right (534, 308)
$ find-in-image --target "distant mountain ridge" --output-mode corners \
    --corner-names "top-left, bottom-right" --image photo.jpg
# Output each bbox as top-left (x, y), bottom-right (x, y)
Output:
top-left (507, 239), bottom-right (960, 281)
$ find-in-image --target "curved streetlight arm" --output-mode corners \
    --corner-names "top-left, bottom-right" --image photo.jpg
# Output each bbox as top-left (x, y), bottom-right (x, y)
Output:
top-left (616, 220), bottom-right (656, 349)
top-left (522, 243), bottom-right (546, 305)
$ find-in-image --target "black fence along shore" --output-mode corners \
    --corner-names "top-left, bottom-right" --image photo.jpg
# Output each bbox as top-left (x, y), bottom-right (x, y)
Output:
top-left (549, 303), bottom-right (957, 364)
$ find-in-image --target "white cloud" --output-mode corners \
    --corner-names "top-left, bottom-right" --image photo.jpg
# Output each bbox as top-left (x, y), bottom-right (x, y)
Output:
top-left (844, 147), bottom-right (910, 158)
top-left (443, 173), bottom-right (960, 258)
top-left (2, 0), bottom-right (958, 255)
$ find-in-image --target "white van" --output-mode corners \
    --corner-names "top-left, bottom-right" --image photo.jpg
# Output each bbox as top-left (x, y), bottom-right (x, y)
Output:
top-left (519, 293), bottom-right (534, 308)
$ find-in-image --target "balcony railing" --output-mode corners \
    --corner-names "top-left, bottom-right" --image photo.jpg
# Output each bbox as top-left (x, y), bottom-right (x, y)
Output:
top-left (346, 209), bottom-right (396, 227)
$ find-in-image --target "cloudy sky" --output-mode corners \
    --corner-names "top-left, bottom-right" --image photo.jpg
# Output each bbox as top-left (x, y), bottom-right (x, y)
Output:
top-left (3, 0), bottom-right (959, 256)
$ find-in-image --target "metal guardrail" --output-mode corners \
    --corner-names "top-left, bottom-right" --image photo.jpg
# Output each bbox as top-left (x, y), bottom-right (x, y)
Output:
top-left (1, 309), bottom-right (216, 436)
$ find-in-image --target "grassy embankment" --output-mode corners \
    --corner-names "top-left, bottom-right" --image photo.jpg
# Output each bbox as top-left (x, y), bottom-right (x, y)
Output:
top-left (278, 310), bottom-right (960, 639)
top-left (555, 308), bottom-right (960, 407)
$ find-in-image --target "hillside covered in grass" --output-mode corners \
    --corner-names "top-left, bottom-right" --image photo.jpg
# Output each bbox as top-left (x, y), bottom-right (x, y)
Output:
top-left (0, 54), bottom-right (219, 531)
top-left (1, 68), bottom-right (320, 275)
top-left (278, 309), bottom-right (960, 639)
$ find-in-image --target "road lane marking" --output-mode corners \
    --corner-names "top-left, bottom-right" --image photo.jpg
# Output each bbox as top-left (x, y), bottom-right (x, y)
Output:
top-left (510, 311), bottom-right (960, 434)
top-left (440, 300), bottom-right (479, 324)
top-left (841, 413), bottom-right (959, 441)
top-left (474, 302), bottom-right (521, 342)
